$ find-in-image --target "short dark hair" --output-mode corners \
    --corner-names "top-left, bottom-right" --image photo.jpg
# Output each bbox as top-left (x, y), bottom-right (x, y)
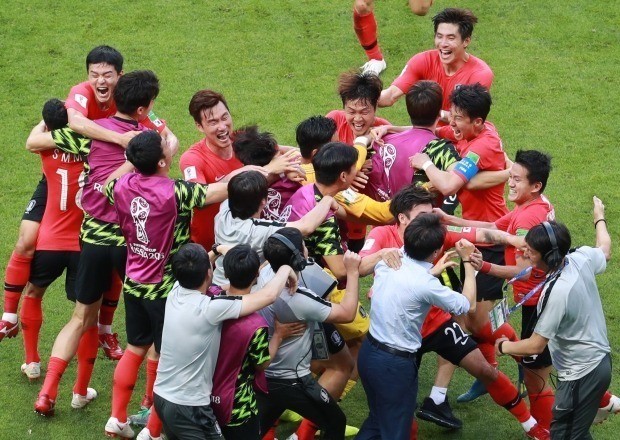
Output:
top-left (296, 116), bottom-right (337, 159)
top-left (450, 83), bottom-right (492, 121)
top-left (42, 99), bottom-right (68, 131)
top-left (389, 185), bottom-right (436, 224)
top-left (228, 171), bottom-right (268, 220)
top-left (403, 213), bottom-right (446, 261)
top-left (126, 131), bottom-right (163, 175)
top-left (189, 89), bottom-right (229, 124)
top-left (263, 227), bottom-right (304, 272)
top-left (433, 8), bottom-right (478, 40)
top-left (113, 70), bottom-right (160, 116)
top-left (172, 243), bottom-right (210, 290)
top-left (233, 125), bottom-right (278, 166)
top-left (525, 221), bottom-right (571, 267)
top-left (223, 244), bottom-right (261, 289)
top-left (86, 45), bottom-right (123, 73)
top-left (514, 150), bottom-right (552, 193)
top-left (338, 71), bottom-right (383, 109)
top-left (312, 142), bottom-right (358, 186)
top-left (405, 81), bottom-right (443, 127)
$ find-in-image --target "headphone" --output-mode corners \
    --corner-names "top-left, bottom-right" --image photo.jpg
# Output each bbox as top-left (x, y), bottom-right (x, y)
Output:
top-left (541, 221), bottom-right (562, 270)
top-left (270, 233), bottom-right (309, 272)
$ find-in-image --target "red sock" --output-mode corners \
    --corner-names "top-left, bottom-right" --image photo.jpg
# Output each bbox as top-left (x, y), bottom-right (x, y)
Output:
top-left (529, 389), bottom-right (554, 430)
top-left (39, 357), bottom-right (69, 401)
top-left (146, 358), bottom-right (158, 401)
top-left (262, 425), bottom-right (277, 440)
top-left (146, 404), bottom-right (163, 437)
top-left (353, 9), bottom-right (383, 61)
top-left (486, 371), bottom-right (530, 423)
top-left (3, 252), bottom-right (33, 313)
top-left (410, 418), bottom-right (419, 440)
top-left (73, 326), bottom-right (99, 396)
top-left (99, 275), bottom-right (122, 327)
top-left (296, 418), bottom-right (319, 440)
top-left (112, 349), bottom-right (144, 423)
top-left (20, 296), bottom-right (43, 363)
top-left (477, 342), bottom-right (497, 366)
top-left (492, 323), bottom-right (519, 342)
top-left (600, 391), bottom-right (612, 408)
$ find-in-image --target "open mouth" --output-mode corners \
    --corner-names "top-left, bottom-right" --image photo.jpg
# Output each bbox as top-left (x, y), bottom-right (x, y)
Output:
top-left (216, 130), bottom-right (230, 143)
top-left (96, 87), bottom-right (110, 99)
top-left (439, 50), bottom-right (452, 60)
top-left (353, 122), bottom-right (365, 132)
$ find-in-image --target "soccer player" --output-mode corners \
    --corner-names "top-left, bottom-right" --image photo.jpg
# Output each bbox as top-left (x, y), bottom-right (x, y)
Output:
top-left (154, 243), bottom-right (298, 440)
top-left (353, 0), bottom-right (434, 75)
top-left (34, 70), bottom-right (163, 417)
top-left (103, 130), bottom-right (230, 439)
top-left (378, 8), bottom-right (493, 112)
top-left (496, 205), bottom-right (613, 439)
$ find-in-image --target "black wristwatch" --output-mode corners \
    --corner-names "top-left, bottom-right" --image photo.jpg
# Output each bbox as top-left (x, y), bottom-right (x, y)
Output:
top-left (211, 243), bottom-right (222, 256)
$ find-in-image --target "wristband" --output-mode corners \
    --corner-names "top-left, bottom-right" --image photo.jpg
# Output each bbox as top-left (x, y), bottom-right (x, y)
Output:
top-left (462, 260), bottom-right (472, 264)
top-left (422, 160), bottom-right (434, 172)
top-left (480, 261), bottom-right (492, 274)
top-left (498, 340), bottom-right (505, 354)
top-left (594, 219), bottom-right (606, 228)
top-left (211, 243), bottom-right (222, 257)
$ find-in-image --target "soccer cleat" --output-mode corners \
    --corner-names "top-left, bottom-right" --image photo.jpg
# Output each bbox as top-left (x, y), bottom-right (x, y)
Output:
top-left (456, 378), bottom-right (488, 403)
top-left (105, 417), bottom-right (135, 439)
top-left (129, 408), bottom-right (151, 427)
top-left (0, 319), bottom-right (19, 341)
top-left (136, 427), bottom-right (161, 440)
top-left (416, 397), bottom-right (463, 429)
top-left (279, 409), bottom-right (302, 423)
top-left (140, 393), bottom-right (154, 410)
top-left (71, 387), bottom-right (98, 409)
top-left (594, 394), bottom-right (620, 424)
top-left (99, 332), bottom-right (124, 360)
top-left (21, 362), bottom-right (41, 380)
top-left (361, 59), bottom-right (387, 76)
top-left (34, 394), bottom-right (56, 417)
top-left (525, 423), bottom-right (550, 440)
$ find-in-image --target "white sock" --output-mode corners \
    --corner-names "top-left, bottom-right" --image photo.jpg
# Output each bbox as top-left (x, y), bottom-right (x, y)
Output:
top-left (430, 386), bottom-right (448, 405)
top-left (98, 324), bottom-right (112, 335)
top-left (1, 313), bottom-right (18, 324)
top-left (521, 416), bottom-right (536, 432)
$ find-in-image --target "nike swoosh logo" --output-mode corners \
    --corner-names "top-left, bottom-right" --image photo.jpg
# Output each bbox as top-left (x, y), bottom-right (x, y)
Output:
top-left (215, 175), bottom-right (226, 181)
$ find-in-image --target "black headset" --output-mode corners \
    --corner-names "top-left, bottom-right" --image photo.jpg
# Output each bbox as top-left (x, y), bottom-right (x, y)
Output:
top-left (270, 233), bottom-right (309, 272)
top-left (542, 221), bottom-right (562, 270)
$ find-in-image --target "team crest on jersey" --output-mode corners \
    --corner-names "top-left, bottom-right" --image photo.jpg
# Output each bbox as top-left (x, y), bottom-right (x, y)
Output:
top-left (516, 228), bottom-right (529, 237)
top-left (131, 197), bottom-right (150, 244)
top-left (465, 151), bottom-right (480, 165)
top-left (74, 94), bottom-right (88, 109)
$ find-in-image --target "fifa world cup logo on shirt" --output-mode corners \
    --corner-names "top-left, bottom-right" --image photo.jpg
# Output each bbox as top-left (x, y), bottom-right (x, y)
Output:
top-left (130, 197), bottom-right (150, 244)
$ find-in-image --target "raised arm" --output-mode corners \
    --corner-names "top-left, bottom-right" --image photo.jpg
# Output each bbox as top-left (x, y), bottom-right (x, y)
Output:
top-left (325, 252), bottom-right (361, 323)
top-left (287, 196), bottom-right (335, 236)
top-left (68, 108), bottom-right (139, 147)
top-left (239, 265), bottom-right (297, 317)
top-left (26, 121), bottom-right (55, 152)
top-left (593, 196), bottom-right (611, 261)
top-left (378, 85), bottom-right (404, 108)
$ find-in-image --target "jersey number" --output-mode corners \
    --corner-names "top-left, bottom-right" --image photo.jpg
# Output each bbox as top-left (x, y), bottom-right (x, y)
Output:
top-left (56, 168), bottom-right (69, 211)
top-left (444, 322), bottom-right (469, 346)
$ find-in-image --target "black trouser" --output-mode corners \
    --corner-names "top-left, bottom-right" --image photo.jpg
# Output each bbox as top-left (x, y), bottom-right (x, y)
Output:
top-left (257, 374), bottom-right (346, 440)
top-left (154, 393), bottom-right (224, 440)
top-left (221, 414), bottom-right (260, 440)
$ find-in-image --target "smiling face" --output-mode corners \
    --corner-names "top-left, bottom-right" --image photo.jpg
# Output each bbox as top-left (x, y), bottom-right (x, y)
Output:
top-left (508, 163), bottom-right (541, 205)
top-left (344, 98), bottom-right (376, 137)
top-left (87, 62), bottom-right (120, 107)
top-left (196, 101), bottom-right (233, 150)
top-left (449, 105), bottom-right (480, 141)
top-left (434, 23), bottom-right (470, 67)
top-left (523, 242), bottom-right (546, 271)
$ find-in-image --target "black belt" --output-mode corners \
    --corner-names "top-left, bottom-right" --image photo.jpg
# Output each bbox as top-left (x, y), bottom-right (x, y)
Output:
top-left (367, 333), bottom-right (417, 359)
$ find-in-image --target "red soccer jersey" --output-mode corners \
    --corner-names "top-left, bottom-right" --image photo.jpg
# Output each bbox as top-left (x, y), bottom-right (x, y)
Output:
top-left (392, 50), bottom-right (494, 110)
top-left (494, 195), bottom-right (555, 305)
top-left (360, 224), bottom-right (476, 337)
top-left (437, 122), bottom-right (508, 222)
top-left (326, 110), bottom-right (390, 145)
top-left (36, 149), bottom-right (84, 251)
top-left (179, 139), bottom-right (243, 249)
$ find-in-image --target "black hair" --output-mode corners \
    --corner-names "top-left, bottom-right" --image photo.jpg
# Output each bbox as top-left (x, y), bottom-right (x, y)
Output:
top-left (86, 45), bottom-right (123, 73)
top-left (514, 150), bottom-right (552, 193)
top-left (449, 83), bottom-right (492, 122)
top-left (389, 185), bottom-right (436, 224)
top-left (432, 8), bottom-right (478, 41)
top-left (171, 243), bottom-right (210, 290)
top-left (113, 70), bottom-right (160, 116)
top-left (228, 171), bottom-right (268, 220)
top-left (263, 227), bottom-right (304, 272)
top-left (126, 131), bottom-right (163, 175)
top-left (525, 221), bottom-right (571, 265)
top-left (405, 81), bottom-right (443, 127)
top-left (312, 142), bottom-right (358, 186)
top-left (338, 71), bottom-right (383, 108)
top-left (223, 244), bottom-right (261, 289)
top-left (232, 125), bottom-right (278, 166)
top-left (42, 99), bottom-right (68, 130)
top-left (296, 116), bottom-right (337, 159)
top-left (403, 213), bottom-right (446, 261)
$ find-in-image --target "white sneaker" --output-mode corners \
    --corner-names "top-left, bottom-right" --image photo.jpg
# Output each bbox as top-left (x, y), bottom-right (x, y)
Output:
top-left (137, 427), bottom-right (161, 440)
top-left (285, 434), bottom-right (298, 440)
top-left (105, 417), bottom-right (135, 439)
top-left (361, 59), bottom-right (387, 76)
top-left (594, 394), bottom-right (620, 424)
top-left (71, 387), bottom-right (98, 409)
top-left (21, 362), bottom-right (41, 380)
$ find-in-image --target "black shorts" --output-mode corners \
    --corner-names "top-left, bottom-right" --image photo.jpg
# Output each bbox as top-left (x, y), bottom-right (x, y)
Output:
top-left (461, 245), bottom-right (505, 301)
top-left (323, 322), bottom-right (346, 354)
top-left (417, 319), bottom-right (478, 366)
top-left (154, 393), bottom-right (224, 440)
top-left (520, 305), bottom-right (552, 369)
top-left (29, 250), bottom-right (80, 301)
top-left (75, 242), bottom-right (127, 305)
top-left (124, 292), bottom-right (166, 352)
top-left (22, 176), bottom-right (47, 223)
